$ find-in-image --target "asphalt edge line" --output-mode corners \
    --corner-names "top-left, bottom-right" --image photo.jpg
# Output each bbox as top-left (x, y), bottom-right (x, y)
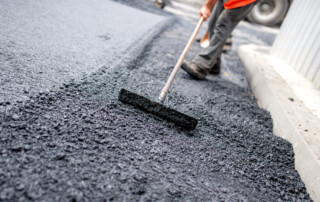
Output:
top-left (83, 16), bottom-right (176, 101)
top-left (111, 16), bottom-right (177, 94)
top-left (238, 44), bottom-right (320, 202)
top-left (108, 16), bottom-right (177, 73)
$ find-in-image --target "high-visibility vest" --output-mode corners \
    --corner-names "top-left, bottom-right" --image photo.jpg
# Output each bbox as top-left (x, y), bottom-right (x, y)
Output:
top-left (224, 0), bottom-right (256, 10)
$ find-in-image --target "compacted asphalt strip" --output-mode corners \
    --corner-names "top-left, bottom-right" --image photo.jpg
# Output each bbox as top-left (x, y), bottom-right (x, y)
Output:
top-left (0, 0), bottom-right (166, 111)
top-left (0, 0), bottom-right (313, 201)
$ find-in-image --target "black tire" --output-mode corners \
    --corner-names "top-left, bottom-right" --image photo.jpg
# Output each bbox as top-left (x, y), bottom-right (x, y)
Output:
top-left (155, 0), bottom-right (166, 9)
top-left (247, 0), bottom-right (290, 27)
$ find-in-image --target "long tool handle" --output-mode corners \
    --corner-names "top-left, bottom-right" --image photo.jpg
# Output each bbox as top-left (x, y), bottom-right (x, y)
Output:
top-left (158, 17), bottom-right (204, 102)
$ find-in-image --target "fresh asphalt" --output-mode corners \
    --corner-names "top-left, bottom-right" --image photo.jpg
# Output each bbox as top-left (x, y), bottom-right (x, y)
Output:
top-left (0, 0), bottom-right (312, 201)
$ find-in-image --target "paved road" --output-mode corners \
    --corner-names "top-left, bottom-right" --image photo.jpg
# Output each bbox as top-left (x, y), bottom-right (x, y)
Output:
top-left (0, 0), bottom-right (312, 201)
top-left (0, 0), bottom-right (166, 111)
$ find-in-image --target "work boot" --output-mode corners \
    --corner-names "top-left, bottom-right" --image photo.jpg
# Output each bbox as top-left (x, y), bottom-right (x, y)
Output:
top-left (209, 57), bottom-right (221, 74)
top-left (181, 61), bottom-right (207, 80)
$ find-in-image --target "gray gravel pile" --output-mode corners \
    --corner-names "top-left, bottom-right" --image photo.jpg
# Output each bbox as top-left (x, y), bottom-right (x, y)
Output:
top-left (0, 1), bottom-right (312, 201)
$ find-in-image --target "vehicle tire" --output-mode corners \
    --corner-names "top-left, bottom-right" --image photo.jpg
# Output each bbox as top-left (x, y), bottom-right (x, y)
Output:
top-left (155, 0), bottom-right (166, 9)
top-left (247, 0), bottom-right (290, 27)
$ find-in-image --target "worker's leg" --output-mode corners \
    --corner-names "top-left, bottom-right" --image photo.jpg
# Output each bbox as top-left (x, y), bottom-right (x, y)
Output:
top-left (206, 0), bottom-right (224, 74)
top-left (207, 0), bottom-right (225, 40)
top-left (182, 3), bottom-right (255, 80)
top-left (195, 3), bottom-right (255, 70)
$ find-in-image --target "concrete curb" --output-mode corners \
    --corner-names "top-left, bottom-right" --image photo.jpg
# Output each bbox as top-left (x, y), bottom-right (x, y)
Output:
top-left (238, 44), bottom-right (320, 202)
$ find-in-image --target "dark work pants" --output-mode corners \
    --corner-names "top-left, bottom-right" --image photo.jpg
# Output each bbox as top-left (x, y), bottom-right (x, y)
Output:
top-left (193, 0), bottom-right (255, 71)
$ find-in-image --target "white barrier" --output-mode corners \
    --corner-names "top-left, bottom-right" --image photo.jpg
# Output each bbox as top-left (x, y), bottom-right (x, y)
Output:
top-left (271, 0), bottom-right (320, 89)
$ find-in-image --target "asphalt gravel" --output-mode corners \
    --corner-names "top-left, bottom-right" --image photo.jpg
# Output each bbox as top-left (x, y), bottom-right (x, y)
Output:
top-left (0, 0), bottom-right (312, 201)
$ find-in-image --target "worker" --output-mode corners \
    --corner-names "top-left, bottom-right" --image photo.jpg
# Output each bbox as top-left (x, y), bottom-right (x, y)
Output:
top-left (181, 0), bottom-right (256, 80)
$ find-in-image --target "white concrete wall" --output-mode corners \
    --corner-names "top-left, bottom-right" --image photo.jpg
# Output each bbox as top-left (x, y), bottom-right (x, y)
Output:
top-left (271, 0), bottom-right (320, 89)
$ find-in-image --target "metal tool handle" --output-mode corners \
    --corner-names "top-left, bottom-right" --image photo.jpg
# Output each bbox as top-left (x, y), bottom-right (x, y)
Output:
top-left (158, 17), bottom-right (204, 103)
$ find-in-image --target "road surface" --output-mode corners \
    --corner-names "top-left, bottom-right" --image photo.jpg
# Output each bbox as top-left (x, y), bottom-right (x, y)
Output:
top-left (0, 0), bottom-right (312, 201)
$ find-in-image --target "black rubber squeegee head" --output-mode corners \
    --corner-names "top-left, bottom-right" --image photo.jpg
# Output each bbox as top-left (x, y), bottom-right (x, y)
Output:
top-left (118, 89), bottom-right (198, 130)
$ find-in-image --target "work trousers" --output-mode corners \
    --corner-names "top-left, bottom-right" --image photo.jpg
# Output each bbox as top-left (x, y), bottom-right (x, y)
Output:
top-left (193, 0), bottom-right (255, 70)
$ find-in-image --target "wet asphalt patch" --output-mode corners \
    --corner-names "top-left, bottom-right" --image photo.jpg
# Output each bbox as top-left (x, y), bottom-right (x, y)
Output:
top-left (0, 3), bottom-right (312, 202)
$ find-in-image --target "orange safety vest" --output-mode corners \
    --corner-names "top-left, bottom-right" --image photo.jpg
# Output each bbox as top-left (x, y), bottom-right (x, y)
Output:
top-left (224, 0), bottom-right (256, 10)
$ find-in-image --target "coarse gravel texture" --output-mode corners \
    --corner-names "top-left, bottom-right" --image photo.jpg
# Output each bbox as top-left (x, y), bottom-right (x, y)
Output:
top-left (0, 0), bottom-right (312, 202)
